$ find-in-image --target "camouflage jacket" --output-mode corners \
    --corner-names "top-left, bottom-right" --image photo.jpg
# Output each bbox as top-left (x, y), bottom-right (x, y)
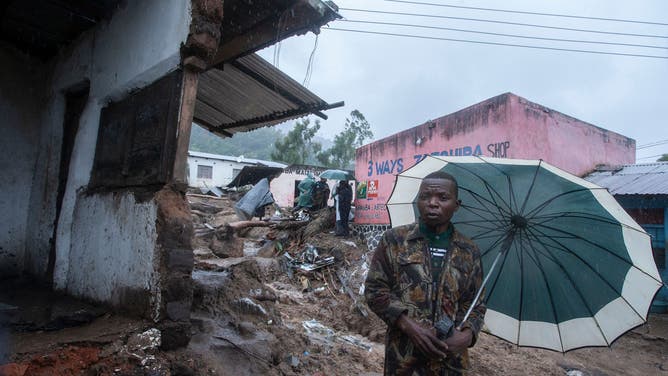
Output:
top-left (365, 223), bottom-right (486, 375)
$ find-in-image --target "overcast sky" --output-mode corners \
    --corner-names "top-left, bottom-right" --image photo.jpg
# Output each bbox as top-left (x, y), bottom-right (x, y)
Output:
top-left (258, 0), bottom-right (668, 162)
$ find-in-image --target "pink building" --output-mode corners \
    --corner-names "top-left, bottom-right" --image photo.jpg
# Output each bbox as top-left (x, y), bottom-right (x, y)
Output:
top-left (354, 92), bottom-right (635, 225)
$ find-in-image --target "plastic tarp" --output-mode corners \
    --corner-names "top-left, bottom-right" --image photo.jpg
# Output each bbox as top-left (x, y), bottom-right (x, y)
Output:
top-left (234, 178), bottom-right (275, 220)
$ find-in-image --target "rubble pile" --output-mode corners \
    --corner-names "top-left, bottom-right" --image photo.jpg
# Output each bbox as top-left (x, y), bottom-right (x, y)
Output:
top-left (3, 190), bottom-right (667, 375)
top-left (186, 191), bottom-right (387, 375)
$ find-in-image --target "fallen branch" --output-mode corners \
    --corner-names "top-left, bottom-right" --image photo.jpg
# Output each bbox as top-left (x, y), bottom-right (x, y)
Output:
top-left (271, 220), bottom-right (309, 230)
top-left (228, 220), bottom-right (272, 230)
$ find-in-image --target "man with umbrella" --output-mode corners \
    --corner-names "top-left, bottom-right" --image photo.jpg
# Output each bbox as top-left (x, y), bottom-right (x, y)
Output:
top-left (365, 171), bottom-right (486, 375)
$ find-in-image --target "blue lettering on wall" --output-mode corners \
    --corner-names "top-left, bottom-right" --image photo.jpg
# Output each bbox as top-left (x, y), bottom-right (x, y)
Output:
top-left (410, 144), bottom-right (484, 166)
top-left (366, 142), bottom-right (508, 177)
top-left (368, 158), bottom-right (404, 176)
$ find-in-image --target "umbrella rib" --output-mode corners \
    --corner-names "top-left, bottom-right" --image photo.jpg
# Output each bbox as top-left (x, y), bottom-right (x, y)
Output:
top-left (518, 228), bottom-right (566, 352)
top-left (471, 230), bottom-right (514, 242)
top-left (529, 225), bottom-right (648, 330)
top-left (524, 188), bottom-right (604, 219)
top-left (453, 218), bottom-right (510, 225)
top-left (531, 212), bottom-right (623, 226)
top-left (479, 231), bottom-right (513, 258)
top-left (473, 155), bottom-right (520, 214)
top-left (460, 202), bottom-right (508, 221)
top-left (531, 212), bottom-right (649, 236)
top-left (460, 187), bottom-right (511, 221)
top-left (448, 161), bottom-right (514, 215)
top-left (483, 236), bottom-right (515, 303)
top-left (519, 160), bottom-right (543, 215)
top-left (532, 222), bottom-right (661, 285)
top-left (463, 224), bottom-right (508, 235)
top-left (525, 226), bottom-right (613, 346)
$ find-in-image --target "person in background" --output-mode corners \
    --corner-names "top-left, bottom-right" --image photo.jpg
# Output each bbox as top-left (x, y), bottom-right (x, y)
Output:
top-left (293, 173), bottom-right (315, 213)
top-left (364, 171), bottom-right (485, 375)
top-left (333, 180), bottom-right (353, 236)
top-left (311, 177), bottom-right (330, 211)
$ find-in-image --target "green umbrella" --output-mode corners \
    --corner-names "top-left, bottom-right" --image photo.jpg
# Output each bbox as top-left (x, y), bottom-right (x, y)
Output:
top-left (319, 169), bottom-right (354, 181)
top-left (387, 155), bottom-right (664, 352)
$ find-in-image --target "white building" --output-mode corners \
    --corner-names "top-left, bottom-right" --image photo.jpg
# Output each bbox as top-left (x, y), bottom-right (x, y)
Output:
top-left (271, 164), bottom-right (354, 208)
top-left (187, 151), bottom-right (286, 188)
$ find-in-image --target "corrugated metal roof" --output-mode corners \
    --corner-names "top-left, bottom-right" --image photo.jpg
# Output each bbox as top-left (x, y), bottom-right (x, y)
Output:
top-left (194, 53), bottom-right (342, 137)
top-left (188, 151), bottom-right (287, 168)
top-left (584, 162), bottom-right (668, 195)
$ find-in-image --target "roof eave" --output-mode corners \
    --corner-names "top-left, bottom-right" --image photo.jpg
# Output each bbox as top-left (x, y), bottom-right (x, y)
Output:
top-left (212, 0), bottom-right (341, 66)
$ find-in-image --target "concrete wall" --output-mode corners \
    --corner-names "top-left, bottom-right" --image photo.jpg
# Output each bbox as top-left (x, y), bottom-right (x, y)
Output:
top-left (0, 48), bottom-right (45, 277)
top-left (187, 155), bottom-right (255, 188)
top-left (20, 0), bottom-right (190, 309)
top-left (68, 192), bottom-right (160, 318)
top-left (354, 93), bottom-right (635, 225)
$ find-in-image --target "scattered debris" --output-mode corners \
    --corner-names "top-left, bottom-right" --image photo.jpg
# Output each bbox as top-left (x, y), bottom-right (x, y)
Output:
top-left (5, 188), bottom-right (665, 376)
top-left (127, 328), bottom-right (161, 352)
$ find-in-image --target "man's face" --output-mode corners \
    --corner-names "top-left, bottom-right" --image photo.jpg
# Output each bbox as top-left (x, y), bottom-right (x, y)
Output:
top-left (417, 178), bottom-right (460, 229)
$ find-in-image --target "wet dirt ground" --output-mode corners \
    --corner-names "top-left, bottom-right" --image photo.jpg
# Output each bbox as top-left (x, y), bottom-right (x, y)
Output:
top-left (2, 194), bottom-right (666, 375)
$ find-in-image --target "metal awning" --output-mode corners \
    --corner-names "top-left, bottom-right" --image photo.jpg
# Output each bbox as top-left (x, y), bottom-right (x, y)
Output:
top-left (227, 166), bottom-right (284, 188)
top-left (585, 162), bottom-right (668, 195)
top-left (194, 53), bottom-right (343, 137)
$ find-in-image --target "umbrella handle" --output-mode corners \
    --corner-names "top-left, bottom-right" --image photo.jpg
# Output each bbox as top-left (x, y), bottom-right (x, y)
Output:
top-left (457, 231), bottom-right (515, 330)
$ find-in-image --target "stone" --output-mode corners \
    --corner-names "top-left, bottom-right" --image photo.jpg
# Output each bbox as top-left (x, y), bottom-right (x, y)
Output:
top-left (159, 321), bottom-right (192, 350)
top-left (166, 301), bottom-right (192, 322)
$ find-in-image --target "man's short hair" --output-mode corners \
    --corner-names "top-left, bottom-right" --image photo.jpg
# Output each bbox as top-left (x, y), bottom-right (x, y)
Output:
top-left (422, 171), bottom-right (459, 195)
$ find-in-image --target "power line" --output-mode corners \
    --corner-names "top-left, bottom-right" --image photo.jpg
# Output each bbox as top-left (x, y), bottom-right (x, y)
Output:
top-left (340, 19), bottom-right (668, 50)
top-left (383, 0), bottom-right (668, 26)
top-left (637, 139), bottom-right (668, 149)
top-left (339, 8), bottom-right (668, 39)
top-left (637, 153), bottom-right (665, 160)
top-left (323, 27), bottom-right (668, 59)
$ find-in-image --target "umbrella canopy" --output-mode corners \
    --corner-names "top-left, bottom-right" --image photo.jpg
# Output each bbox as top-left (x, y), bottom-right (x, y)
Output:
top-left (387, 155), bottom-right (663, 352)
top-left (319, 169), bottom-right (354, 181)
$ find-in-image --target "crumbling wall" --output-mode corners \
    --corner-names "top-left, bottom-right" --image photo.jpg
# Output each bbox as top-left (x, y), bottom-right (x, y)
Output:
top-left (0, 47), bottom-right (45, 277)
top-left (19, 0), bottom-right (191, 283)
top-left (155, 187), bottom-right (194, 349)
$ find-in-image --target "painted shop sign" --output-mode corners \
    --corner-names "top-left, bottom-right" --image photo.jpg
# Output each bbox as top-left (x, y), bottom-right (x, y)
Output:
top-left (355, 140), bottom-right (512, 224)
top-left (366, 141), bottom-right (510, 177)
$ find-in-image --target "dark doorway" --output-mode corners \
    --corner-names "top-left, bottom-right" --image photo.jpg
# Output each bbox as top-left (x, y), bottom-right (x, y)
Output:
top-left (47, 82), bottom-right (90, 282)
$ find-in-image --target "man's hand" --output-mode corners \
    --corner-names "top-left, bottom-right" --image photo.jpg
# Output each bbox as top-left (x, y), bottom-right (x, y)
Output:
top-left (444, 327), bottom-right (473, 354)
top-left (396, 314), bottom-right (448, 359)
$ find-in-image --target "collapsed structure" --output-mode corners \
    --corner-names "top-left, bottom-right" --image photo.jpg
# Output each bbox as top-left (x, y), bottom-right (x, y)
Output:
top-left (0, 0), bottom-right (341, 347)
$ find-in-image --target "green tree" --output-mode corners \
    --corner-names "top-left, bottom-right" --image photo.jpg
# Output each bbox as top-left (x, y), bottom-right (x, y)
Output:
top-left (189, 124), bottom-right (283, 160)
top-left (271, 118), bottom-right (323, 164)
top-left (658, 154), bottom-right (668, 162)
top-left (318, 110), bottom-right (373, 170)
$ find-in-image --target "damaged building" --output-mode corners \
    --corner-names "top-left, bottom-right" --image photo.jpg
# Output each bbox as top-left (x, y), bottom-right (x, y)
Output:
top-left (0, 0), bottom-right (341, 348)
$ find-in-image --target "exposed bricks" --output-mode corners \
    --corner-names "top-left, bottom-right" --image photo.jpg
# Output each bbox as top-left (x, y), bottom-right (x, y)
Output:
top-left (155, 185), bottom-right (194, 349)
top-left (182, 0), bottom-right (224, 70)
